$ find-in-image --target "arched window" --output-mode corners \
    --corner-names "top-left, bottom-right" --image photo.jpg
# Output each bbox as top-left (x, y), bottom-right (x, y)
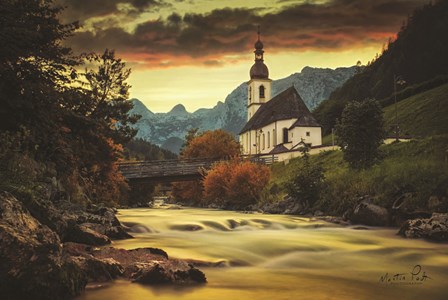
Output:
top-left (283, 128), bottom-right (288, 143)
top-left (259, 85), bottom-right (265, 98)
top-left (249, 86), bottom-right (252, 102)
top-left (267, 131), bottom-right (270, 148)
top-left (273, 129), bottom-right (276, 146)
top-left (262, 133), bottom-right (265, 150)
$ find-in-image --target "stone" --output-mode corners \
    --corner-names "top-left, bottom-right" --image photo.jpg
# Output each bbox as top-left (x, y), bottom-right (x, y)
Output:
top-left (0, 192), bottom-right (87, 300)
top-left (129, 261), bottom-right (207, 285)
top-left (398, 213), bottom-right (448, 242)
top-left (71, 256), bottom-right (124, 282)
top-left (351, 200), bottom-right (390, 226)
top-left (64, 224), bottom-right (111, 246)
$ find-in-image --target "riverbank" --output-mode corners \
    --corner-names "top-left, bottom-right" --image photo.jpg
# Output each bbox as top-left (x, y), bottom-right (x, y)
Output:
top-left (0, 192), bottom-right (206, 299)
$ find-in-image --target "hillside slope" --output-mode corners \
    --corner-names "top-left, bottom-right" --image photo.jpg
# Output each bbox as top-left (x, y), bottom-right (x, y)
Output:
top-left (383, 83), bottom-right (448, 137)
top-left (315, 1), bottom-right (448, 134)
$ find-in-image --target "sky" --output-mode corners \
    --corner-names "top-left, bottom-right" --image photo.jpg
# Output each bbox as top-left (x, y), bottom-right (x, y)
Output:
top-left (58, 0), bottom-right (428, 113)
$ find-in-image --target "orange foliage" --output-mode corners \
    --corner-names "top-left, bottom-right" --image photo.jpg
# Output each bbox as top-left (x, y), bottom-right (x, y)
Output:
top-left (181, 129), bottom-right (240, 159)
top-left (203, 160), bottom-right (270, 209)
top-left (171, 180), bottom-right (204, 204)
top-left (173, 129), bottom-right (241, 204)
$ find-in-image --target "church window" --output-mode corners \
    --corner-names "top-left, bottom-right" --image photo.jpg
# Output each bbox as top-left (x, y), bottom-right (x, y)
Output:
top-left (267, 131), bottom-right (270, 148)
top-left (273, 129), bottom-right (276, 146)
top-left (306, 131), bottom-right (310, 137)
top-left (259, 85), bottom-right (265, 98)
top-left (249, 86), bottom-right (252, 102)
top-left (283, 128), bottom-right (288, 143)
top-left (262, 133), bottom-right (265, 150)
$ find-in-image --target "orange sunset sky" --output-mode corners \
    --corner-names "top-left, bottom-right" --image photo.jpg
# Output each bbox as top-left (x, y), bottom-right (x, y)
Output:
top-left (58, 0), bottom-right (428, 112)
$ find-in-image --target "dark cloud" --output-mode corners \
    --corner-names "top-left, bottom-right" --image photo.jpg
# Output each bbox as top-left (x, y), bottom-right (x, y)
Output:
top-left (57, 0), bottom-right (167, 23)
top-left (64, 0), bottom-right (428, 67)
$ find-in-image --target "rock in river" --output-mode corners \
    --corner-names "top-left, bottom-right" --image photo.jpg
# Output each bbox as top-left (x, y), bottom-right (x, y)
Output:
top-left (350, 200), bottom-right (390, 226)
top-left (398, 213), bottom-right (448, 242)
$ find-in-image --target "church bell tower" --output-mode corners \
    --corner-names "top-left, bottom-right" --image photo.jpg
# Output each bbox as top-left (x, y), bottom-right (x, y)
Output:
top-left (247, 27), bottom-right (272, 121)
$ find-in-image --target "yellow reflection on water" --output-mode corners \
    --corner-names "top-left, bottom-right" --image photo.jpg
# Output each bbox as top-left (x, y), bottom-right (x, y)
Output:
top-left (77, 208), bottom-right (448, 300)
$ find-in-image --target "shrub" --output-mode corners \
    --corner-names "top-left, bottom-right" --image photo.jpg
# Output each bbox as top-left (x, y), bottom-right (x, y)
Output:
top-left (285, 146), bottom-right (325, 210)
top-left (203, 160), bottom-right (270, 209)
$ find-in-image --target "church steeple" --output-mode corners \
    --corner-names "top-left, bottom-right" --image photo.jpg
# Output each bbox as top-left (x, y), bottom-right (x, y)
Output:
top-left (250, 26), bottom-right (269, 79)
top-left (247, 26), bottom-right (272, 122)
top-left (254, 26), bottom-right (264, 62)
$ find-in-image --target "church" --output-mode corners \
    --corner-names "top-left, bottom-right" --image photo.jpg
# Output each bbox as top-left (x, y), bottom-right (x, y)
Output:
top-left (239, 31), bottom-right (323, 161)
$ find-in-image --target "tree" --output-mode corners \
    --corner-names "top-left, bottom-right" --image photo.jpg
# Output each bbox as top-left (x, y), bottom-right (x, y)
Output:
top-left (335, 99), bottom-right (385, 169)
top-left (180, 129), bottom-right (240, 159)
top-left (203, 159), bottom-right (271, 209)
top-left (286, 145), bottom-right (325, 209)
top-left (172, 129), bottom-right (241, 204)
top-left (0, 0), bottom-right (139, 205)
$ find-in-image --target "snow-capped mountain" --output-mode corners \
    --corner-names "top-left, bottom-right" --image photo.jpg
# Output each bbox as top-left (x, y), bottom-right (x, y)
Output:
top-left (129, 66), bottom-right (356, 153)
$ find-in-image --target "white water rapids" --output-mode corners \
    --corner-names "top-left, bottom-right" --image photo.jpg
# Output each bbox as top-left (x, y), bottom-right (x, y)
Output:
top-left (78, 207), bottom-right (448, 299)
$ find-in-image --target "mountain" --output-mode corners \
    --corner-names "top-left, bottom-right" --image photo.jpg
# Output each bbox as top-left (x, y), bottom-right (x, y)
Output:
top-left (130, 66), bottom-right (356, 153)
top-left (314, 1), bottom-right (448, 134)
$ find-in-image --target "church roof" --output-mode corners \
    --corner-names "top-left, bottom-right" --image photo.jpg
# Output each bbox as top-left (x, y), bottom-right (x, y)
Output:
top-left (239, 86), bottom-right (321, 134)
top-left (269, 144), bottom-right (289, 154)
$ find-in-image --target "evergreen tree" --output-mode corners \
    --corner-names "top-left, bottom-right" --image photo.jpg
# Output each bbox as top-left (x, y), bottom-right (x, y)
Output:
top-left (286, 144), bottom-right (324, 209)
top-left (335, 99), bottom-right (385, 169)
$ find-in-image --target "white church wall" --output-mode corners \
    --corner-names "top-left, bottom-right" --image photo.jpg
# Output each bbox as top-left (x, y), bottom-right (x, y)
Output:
top-left (291, 127), bottom-right (322, 147)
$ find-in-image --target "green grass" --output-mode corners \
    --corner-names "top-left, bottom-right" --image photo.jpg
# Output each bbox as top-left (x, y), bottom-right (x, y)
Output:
top-left (268, 135), bottom-right (448, 215)
top-left (383, 83), bottom-right (448, 137)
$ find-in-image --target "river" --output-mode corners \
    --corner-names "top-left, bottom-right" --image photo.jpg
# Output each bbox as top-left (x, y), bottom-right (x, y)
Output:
top-left (79, 207), bottom-right (448, 299)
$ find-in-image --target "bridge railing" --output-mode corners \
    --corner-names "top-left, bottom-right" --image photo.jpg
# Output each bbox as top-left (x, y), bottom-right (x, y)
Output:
top-left (118, 156), bottom-right (278, 180)
top-left (118, 158), bottom-right (219, 179)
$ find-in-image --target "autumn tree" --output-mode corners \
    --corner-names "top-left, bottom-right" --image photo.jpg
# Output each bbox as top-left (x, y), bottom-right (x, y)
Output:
top-left (172, 129), bottom-right (241, 204)
top-left (335, 99), bottom-right (385, 169)
top-left (181, 129), bottom-right (240, 159)
top-left (203, 160), bottom-right (271, 209)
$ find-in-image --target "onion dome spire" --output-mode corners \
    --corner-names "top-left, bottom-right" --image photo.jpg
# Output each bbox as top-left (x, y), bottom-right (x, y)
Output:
top-left (250, 26), bottom-right (269, 79)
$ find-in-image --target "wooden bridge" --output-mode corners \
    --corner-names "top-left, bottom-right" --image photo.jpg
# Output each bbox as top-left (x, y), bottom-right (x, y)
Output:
top-left (118, 158), bottom-right (218, 183)
top-left (118, 156), bottom-right (278, 183)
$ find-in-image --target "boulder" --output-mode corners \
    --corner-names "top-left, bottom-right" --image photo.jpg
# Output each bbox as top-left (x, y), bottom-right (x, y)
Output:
top-left (64, 224), bottom-right (111, 246)
top-left (0, 192), bottom-right (87, 300)
top-left (71, 256), bottom-right (124, 282)
top-left (261, 195), bottom-right (303, 215)
top-left (64, 244), bottom-right (207, 285)
top-left (398, 213), bottom-right (448, 242)
top-left (129, 261), bottom-right (207, 284)
top-left (351, 200), bottom-right (390, 226)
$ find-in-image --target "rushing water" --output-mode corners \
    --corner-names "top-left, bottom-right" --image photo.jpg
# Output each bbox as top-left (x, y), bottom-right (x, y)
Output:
top-left (79, 207), bottom-right (448, 300)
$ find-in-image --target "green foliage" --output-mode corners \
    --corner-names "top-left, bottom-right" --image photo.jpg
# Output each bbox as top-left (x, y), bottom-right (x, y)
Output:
top-left (336, 99), bottom-right (385, 169)
top-left (285, 146), bottom-right (325, 209)
top-left (383, 83), bottom-right (448, 137)
top-left (269, 135), bottom-right (448, 215)
top-left (124, 138), bottom-right (177, 161)
top-left (315, 1), bottom-right (448, 134)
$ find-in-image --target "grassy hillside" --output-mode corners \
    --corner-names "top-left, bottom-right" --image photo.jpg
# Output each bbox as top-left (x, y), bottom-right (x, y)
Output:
top-left (383, 83), bottom-right (448, 137)
top-left (314, 1), bottom-right (448, 134)
top-left (268, 135), bottom-right (448, 215)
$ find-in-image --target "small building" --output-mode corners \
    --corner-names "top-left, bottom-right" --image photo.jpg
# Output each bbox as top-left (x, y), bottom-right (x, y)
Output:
top-left (239, 30), bottom-right (323, 161)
